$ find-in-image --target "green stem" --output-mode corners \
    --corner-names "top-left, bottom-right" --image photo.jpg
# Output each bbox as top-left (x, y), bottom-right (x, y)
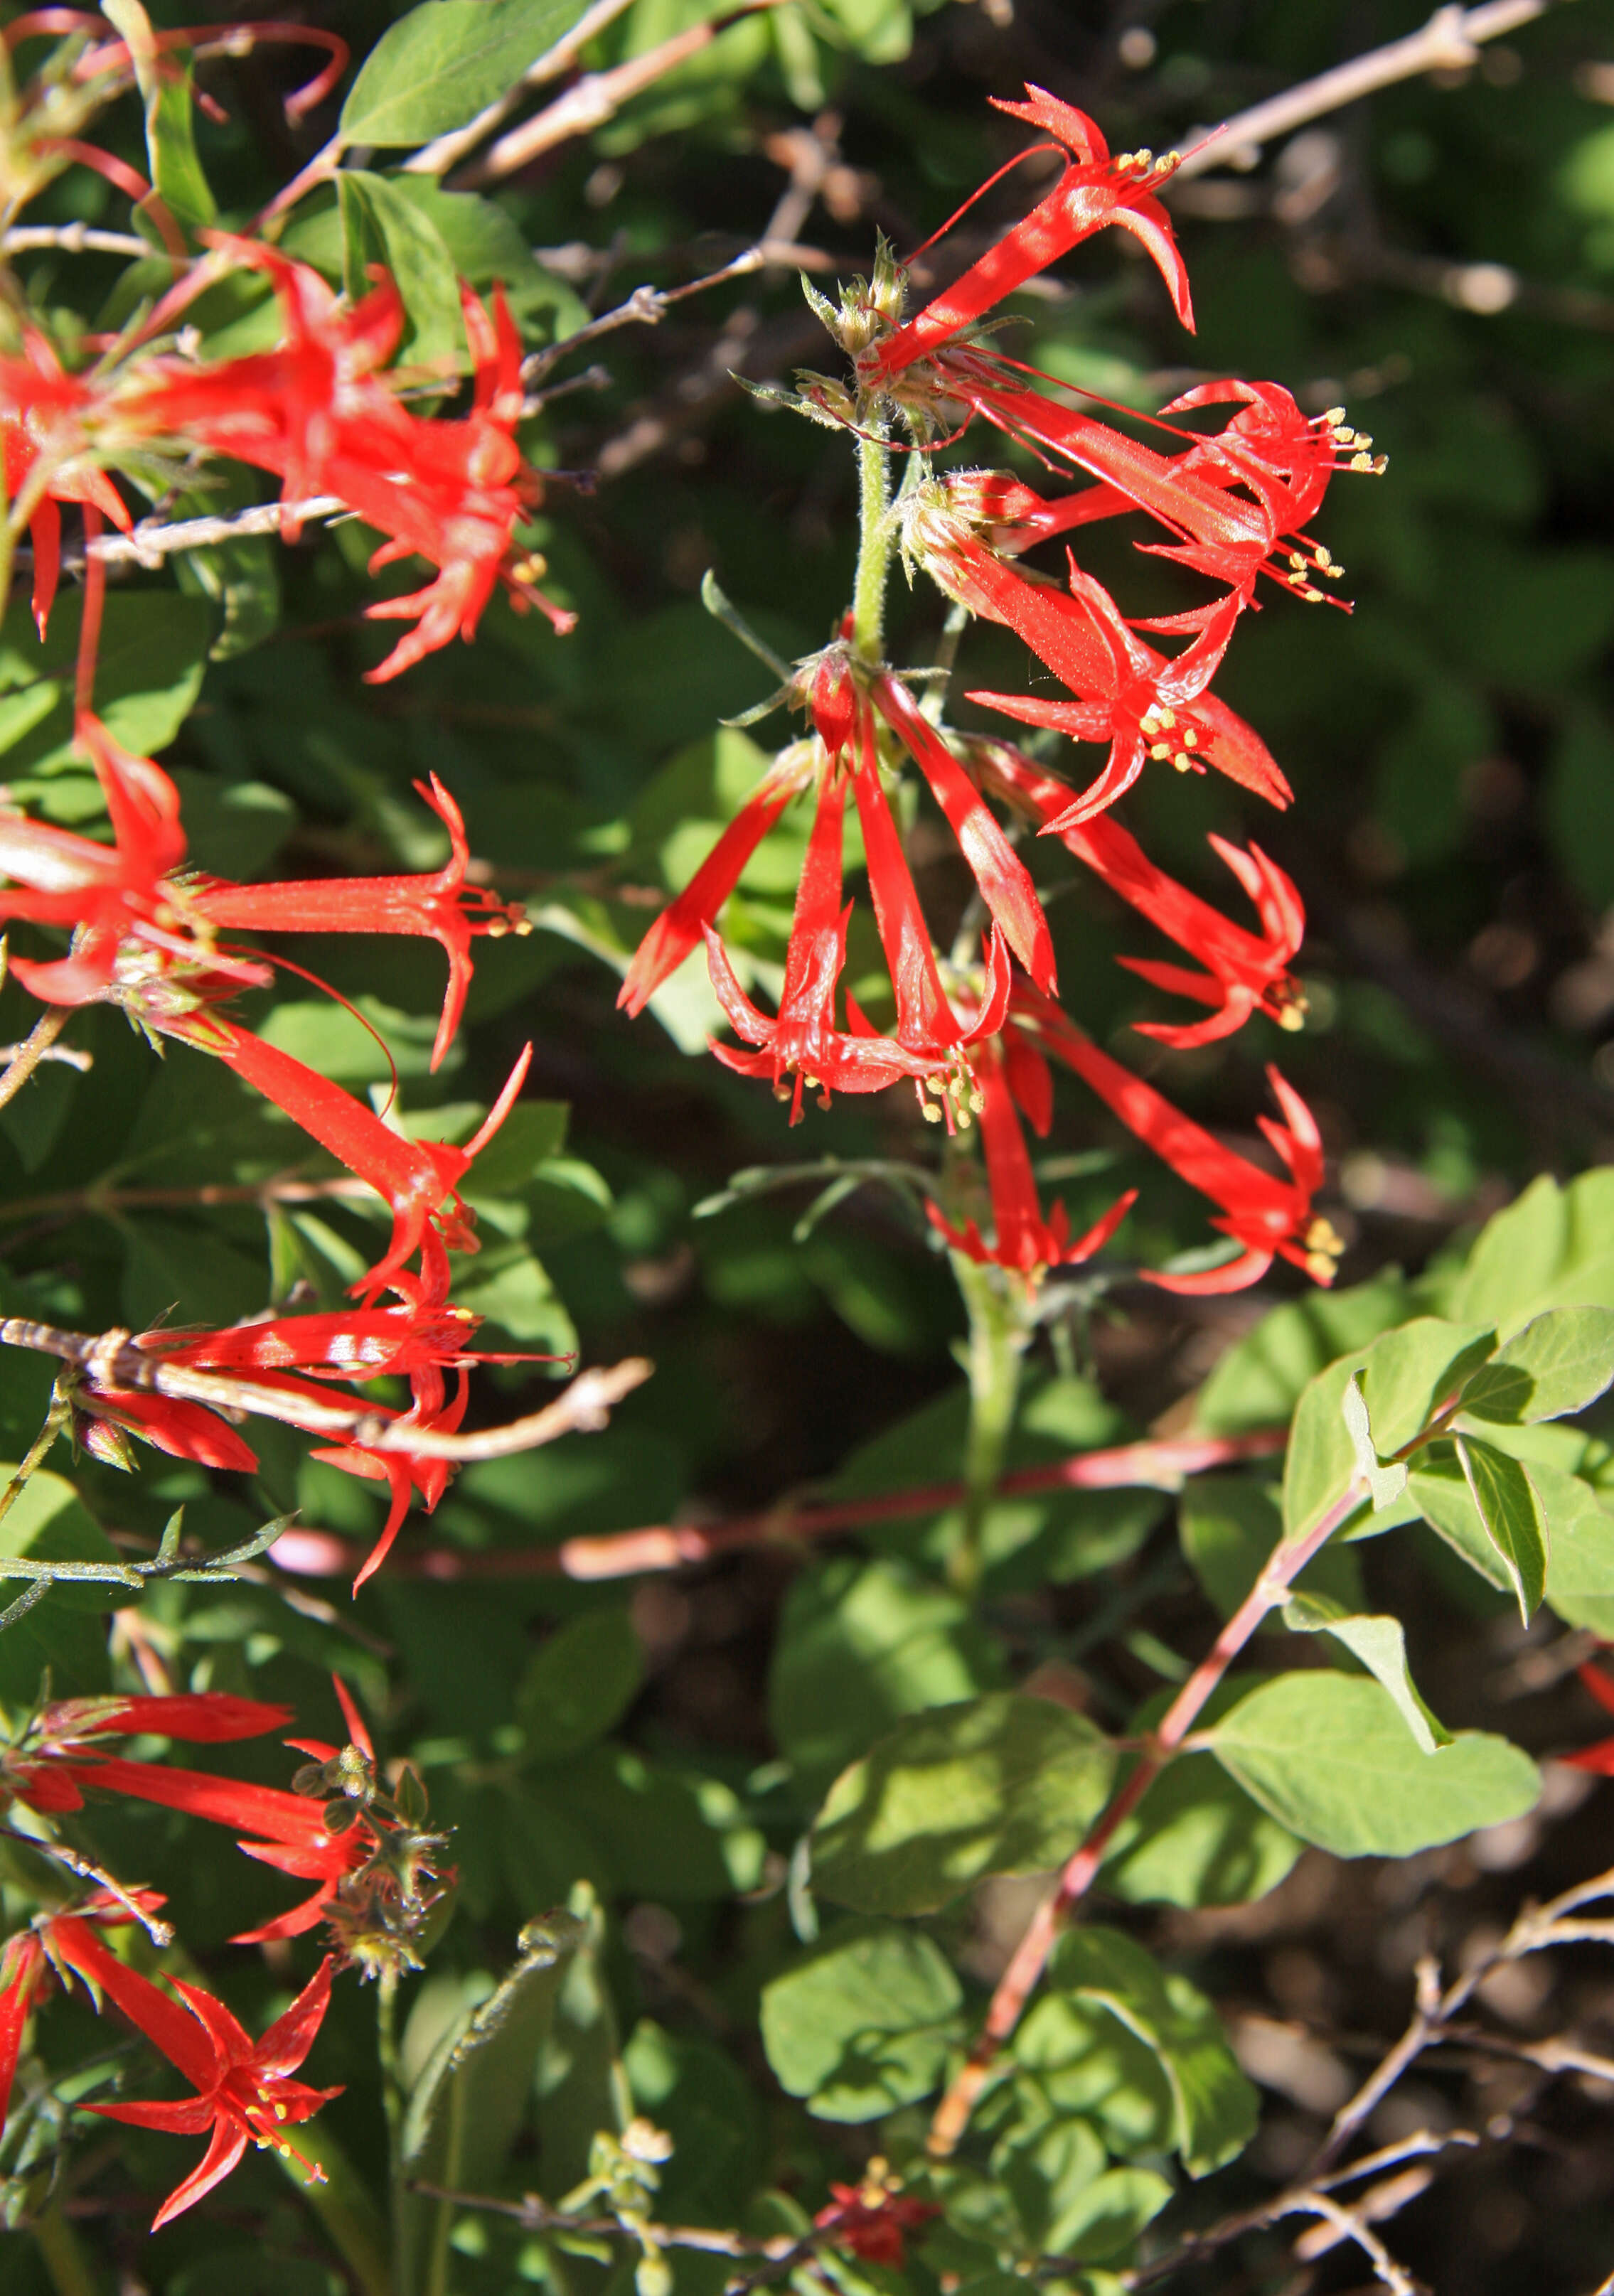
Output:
top-left (32, 2203), bottom-right (100, 2296)
top-left (0, 1380), bottom-right (73, 1538)
top-left (850, 422), bottom-right (892, 664)
top-left (948, 1252), bottom-right (1030, 1601)
top-left (378, 1968), bottom-right (410, 2296)
top-left (0, 1008), bottom-right (74, 1119)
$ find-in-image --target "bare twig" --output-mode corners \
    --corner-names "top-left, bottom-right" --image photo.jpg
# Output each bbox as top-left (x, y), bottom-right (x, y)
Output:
top-left (0, 1041), bottom-right (91, 1073)
top-left (0, 1010), bottom-right (73, 1117)
top-left (454, 4), bottom-right (782, 188)
top-left (81, 497), bottom-right (348, 570)
top-left (1284, 2191), bottom-right (1426, 2294)
top-left (260, 1427), bottom-right (1283, 1582)
top-left (402, 0), bottom-right (638, 178)
top-left (3, 225), bottom-right (153, 259)
top-left (1174, 1), bottom-right (1568, 181)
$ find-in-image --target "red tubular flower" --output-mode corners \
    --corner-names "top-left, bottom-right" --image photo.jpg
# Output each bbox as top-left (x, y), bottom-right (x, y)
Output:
top-left (54, 1755), bottom-right (368, 1939)
top-left (619, 745), bottom-right (818, 1016)
top-left (52, 1924), bottom-right (340, 2229)
top-left (3, 1887), bottom-right (168, 2135)
top-left (814, 2179), bottom-right (939, 2267)
top-left (191, 773), bottom-right (527, 1071)
top-left (928, 1036), bottom-right (1135, 1284)
top-left (909, 501), bottom-right (1287, 821)
top-left (1, 1692), bottom-right (292, 1816)
top-left (1015, 985), bottom-right (1340, 1292)
top-left (73, 1386), bottom-right (262, 1474)
top-left (0, 712), bottom-right (204, 1006)
top-left (151, 1017), bottom-right (531, 1297)
top-left (863, 85), bottom-right (1190, 386)
top-left (0, 328), bottom-right (132, 635)
top-left (869, 669), bottom-right (1056, 992)
top-left (976, 739), bottom-right (1307, 1042)
top-left (1564, 1660), bottom-right (1614, 1774)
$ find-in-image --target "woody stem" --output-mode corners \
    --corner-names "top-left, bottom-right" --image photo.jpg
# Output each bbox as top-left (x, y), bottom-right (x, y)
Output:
top-left (948, 1254), bottom-right (1030, 1602)
top-left (850, 421), bottom-right (892, 664)
top-left (0, 1007), bottom-right (75, 1117)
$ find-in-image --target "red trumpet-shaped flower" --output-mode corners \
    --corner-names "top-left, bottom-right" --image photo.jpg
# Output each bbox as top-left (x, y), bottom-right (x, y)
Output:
top-left (814, 2168), bottom-right (939, 2267)
top-left (151, 1016), bottom-right (531, 1297)
top-left (1, 1692), bottom-right (292, 1817)
top-left (53, 1925), bottom-right (340, 2229)
top-left (73, 1385), bottom-right (263, 1474)
top-left (191, 774), bottom-right (528, 1071)
top-left (1014, 986), bottom-right (1340, 1292)
top-left (0, 328), bottom-right (132, 636)
top-left (862, 85), bottom-right (1190, 389)
top-left (906, 496), bottom-right (1288, 821)
top-left (1, 1887), bottom-right (168, 2135)
top-left (1563, 1659), bottom-right (1614, 1775)
top-left (55, 1754), bottom-right (369, 1941)
top-left (928, 1036), bottom-right (1135, 1285)
top-left (976, 739), bottom-right (1307, 1043)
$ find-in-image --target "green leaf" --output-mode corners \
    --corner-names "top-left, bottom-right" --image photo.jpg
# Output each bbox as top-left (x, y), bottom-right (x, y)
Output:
top-left (402, 1911), bottom-right (585, 2180)
top-left (1543, 1473), bottom-right (1614, 1633)
top-left (1047, 1928), bottom-right (1258, 2177)
top-left (759, 1919), bottom-right (962, 2122)
top-left (1357, 1318), bottom-right (1496, 1456)
top-left (1408, 1449), bottom-right (1514, 1591)
top-left (1100, 1678), bottom-right (1303, 1910)
top-left (1454, 1434), bottom-right (1549, 1621)
top-left (102, 0), bottom-right (217, 227)
top-left (1209, 1673), bottom-right (1540, 1856)
top-left (1342, 1375), bottom-right (1408, 1511)
top-left (533, 1882), bottom-right (631, 2196)
top-left (338, 171), bottom-right (464, 369)
top-left (340, 0), bottom-right (590, 147)
top-left (1180, 1476), bottom-right (1363, 1621)
top-left (769, 1556), bottom-right (1001, 1795)
top-left (1460, 1307), bottom-right (1614, 1425)
top-left (0, 1468), bottom-right (125, 1614)
top-left (1279, 1592), bottom-right (1450, 1753)
top-left (1281, 1356), bottom-right (1364, 1542)
top-left (810, 1693), bottom-right (1115, 1916)
top-left (1442, 1171), bottom-right (1614, 1336)
top-left (1192, 1274), bottom-right (1413, 1436)
top-left (0, 591), bottom-right (210, 778)
top-left (518, 1608), bottom-right (644, 1759)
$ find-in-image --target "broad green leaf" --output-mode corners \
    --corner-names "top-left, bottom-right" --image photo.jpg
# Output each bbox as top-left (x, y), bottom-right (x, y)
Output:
top-left (1047, 1928), bottom-right (1258, 2177)
top-left (760, 1919), bottom-right (963, 2122)
top-left (1180, 1475), bottom-right (1363, 1621)
top-left (810, 1693), bottom-right (1115, 1916)
top-left (1443, 1170), bottom-right (1614, 1336)
top-left (1192, 1273), bottom-right (1413, 1436)
top-left (1282, 1356), bottom-right (1365, 1541)
top-left (1342, 1375), bottom-right (1408, 1511)
top-left (1280, 1592), bottom-right (1450, 1752)
top-left (1455, 1434), bottom-right (1549, 1620)
top-left (0, 591), bottom-right (210, 777)
top-left (338, 171), bottom-right (464, 369)
top-left (0, 1467), bottom-right (125, 1614)
top-left (102, 0), bottom-right (217, 227)
top-left (769, 1557), bottom-right (1000, 1793)
top-left (340, 0), bottom-right (589, 147)
top-left (1101, 1678), bottom-right (1303, 1909)
top-left (1357, 1317), bottom-right (1495, 1456)
top-left (1015, 1992), bottom-right (1175, 2157)
top-left (256, 997), bottom-right (451, 1083)
top-left (1408, 1449), bottom-right (1513, 1589)
top-left (533, 1882), bottom-right (631, 2196)
top-left (402, 1911), bottom-right (585, 2180)
top-left (1460, 1307), bottom-right (1614, 1425)
top-left (1209, 1673), bottom-right (1539, 1856)
top-left (623, 2022), bottom-right (763, 2225)
top-left (518, 1607), bottom-right (643, 1759)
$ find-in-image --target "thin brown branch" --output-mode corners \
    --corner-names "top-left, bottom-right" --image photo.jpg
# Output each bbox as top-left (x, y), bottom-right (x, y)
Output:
top-left (1, 1171), bottom-right (373, 1225)
top-left (81, 497), bottom-right (348, 569)
top-left (402, 0), bottom-right (638, 178)
top-left (3, 225), bottom-right (152, 258)
top-left (1173, 1), bottom-right (1568, 182)
top-left (454, 4), bottom-right (782, 189)
top-left (0, 1009), bottom-right (73, 1117)
top-left (260, 1427), bottom-right (1284, 1582)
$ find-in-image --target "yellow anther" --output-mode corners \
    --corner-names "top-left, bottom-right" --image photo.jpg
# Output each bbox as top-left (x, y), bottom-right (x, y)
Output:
top-left (1157, 706), bottom-right (1177, 728)
top-left (1149, 743), bottom-right (1172, 761)
top-left (1321, 405), bottom-right (1346, 424)
top-left (1288, 550), bottom-right (1307, 570)
top-left (921, 1100), bottom-right (943, 1123)
top-left (1305, 1251), bottom-right (1337, 1282)
top-left (969, 1088), bottom-right (985, 1114)
top-left (1314, 545), bottom-right (1335, 569)
top-left (1350, 451), bottom-right (1374, 471)
top-left (1181, 726), bottom-right (1198, 747)
top-left (1172, 751), bottom-right (1193, 772)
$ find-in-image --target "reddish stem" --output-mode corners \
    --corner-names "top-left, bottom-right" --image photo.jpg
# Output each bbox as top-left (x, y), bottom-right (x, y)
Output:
top-left (924, 1470), bottom-right (1367, 2157)
top-left (263, 1428), bottom-right (1285, 1582)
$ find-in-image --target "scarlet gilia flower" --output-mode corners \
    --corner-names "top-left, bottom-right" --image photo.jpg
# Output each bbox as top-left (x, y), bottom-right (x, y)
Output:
top-left (51, 1925), bottom-right (340, 2229)
top-left (149, 1014), bottom-right (532, 1297)
top-left (73, 1385), bottom-right (262, 1474)
top-left (1, 1887), bottom-right (167, 2135)
top-left (1, 1691), bottom-right (292, 1818)
top-left (1013, 985), bottom-right (1341, 1292)
top-left (122, 242), bottom-right (572, 680)
top-left (976, 738), bottom-right (1307, 1043)
top-left (860, 85), bottom-right (1190, 391)
top-left (928, 1034), bottom-right (1135, 1287)
top-left (905, 486), bottom-right (1288, 822)
top-left (1564, 1660), bottom-right (1614, 1775)
top-left (813, 2160), bottom-right (939, 2267)
top-left (0, 328), bottom-right (133, 635)
top-left (191, 773), bottom-right (530, 1071)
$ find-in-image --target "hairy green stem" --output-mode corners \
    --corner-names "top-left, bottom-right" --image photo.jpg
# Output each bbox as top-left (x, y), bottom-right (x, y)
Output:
top-left (948, 1253), bottom-right (1031, 1601)
top-left (850, 422), bottom-right (892, 664)
top-left (378, 1968), bottom-right (410, 2296)
top-left (0, 1009), bottom-right (74, 1120)
top-left (0, 1380), bottom-right (73, 1538)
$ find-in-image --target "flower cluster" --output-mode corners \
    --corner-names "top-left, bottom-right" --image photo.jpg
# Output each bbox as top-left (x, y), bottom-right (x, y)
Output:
top-left (621, 85), bottom-right (1374, 1293)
